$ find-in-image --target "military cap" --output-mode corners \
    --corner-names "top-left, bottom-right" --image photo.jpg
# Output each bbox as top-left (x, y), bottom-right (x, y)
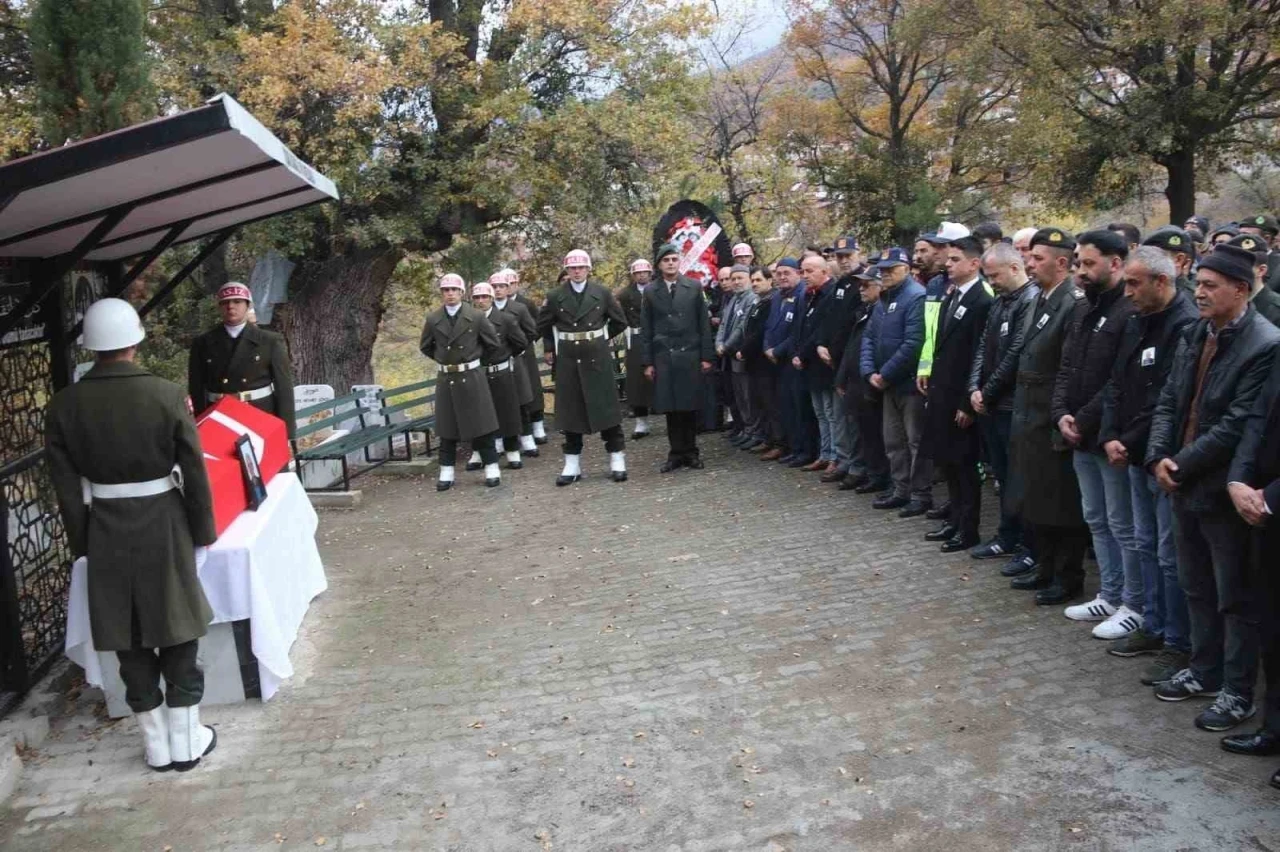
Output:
top-left (1142, 226), bottom-right (1197, 257)
top-left (854, 265), bottom-right (882, 283)
top-left (655, 243), bottom-right (679, 261)
top-left (1029, 227), bottom-right (1076, 251)
top-left (1245, 214), bottom-right (1279, 236)
top-left (832, 235), bottom-right (859, 254)
top-left (1227, 233), bottom-right (1270, 261)
top-left (1208, 224), bottom-right (1241, 244)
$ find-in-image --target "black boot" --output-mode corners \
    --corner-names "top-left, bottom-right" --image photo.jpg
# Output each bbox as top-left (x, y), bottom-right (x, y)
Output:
top-left (1010, 568), bottom-right (1052, 590)
top-left (924, 524), bottom-right (958, 542)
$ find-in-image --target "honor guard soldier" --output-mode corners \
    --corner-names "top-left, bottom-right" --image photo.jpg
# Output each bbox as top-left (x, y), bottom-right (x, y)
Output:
top-left (470, 280), bottom-right (531, 470)
top-left (493, 270), bottom-right (542, 456)
top-left (504, 267), bottom-right (550, 443)
top-left (618, 258), bottom-right (655, 439)
top-left (419, 274), bottom-right (504, 490)
top-left (188, 283), bottom-right (296, 436)
top-left (46, 299), bottom-right (219, 773)
top-left (537, 248), bottom-right (630, 485)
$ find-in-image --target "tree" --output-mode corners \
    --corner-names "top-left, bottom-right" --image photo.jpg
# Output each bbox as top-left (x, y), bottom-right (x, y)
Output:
top-left (28, 0), bottom-right (152, 142)
top-left (987, 0), bottom-right (1280, 222)
top-left (0, 1), bottom-right (38, 159)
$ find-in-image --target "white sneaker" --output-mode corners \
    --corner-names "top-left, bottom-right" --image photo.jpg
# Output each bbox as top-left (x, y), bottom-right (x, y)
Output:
top-left (1092, 605), bottom-right (1143, 640)
top-left (1064, 595), bottom-right (1116, 622)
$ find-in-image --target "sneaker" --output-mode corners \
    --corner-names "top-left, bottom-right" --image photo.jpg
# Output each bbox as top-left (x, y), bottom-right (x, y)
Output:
top-left (969, 539), bottom-right (1011, 560)
top-left (1140, 649), bottom-right (1190, 685)
top-left (1092, 605), bottom-right (1143, 640)
top-left (1154, 668), bottom-right (1218, 702)
top-left (1107, 629), bottom-right (1164, 657)
top-left (1064, 595), bottom-right (1117, 623)
top-left (1195, 689), bottom-right (1256, 732)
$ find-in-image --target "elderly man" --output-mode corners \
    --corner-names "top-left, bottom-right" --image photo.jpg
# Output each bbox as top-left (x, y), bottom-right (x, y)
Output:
top-left (1012, 227), bottom-right (1039, 273)
top-left (793, 252), bottom-right (849, 477)
top-left (968, 242), bottom-right (1038, 572)
top-left (538, 249), bottom-right (630, 485)
top-left (47, 299), bottom-right (218, 773)
top-left (618, 259), bottom-right (656, 439)
top-left (813, 236), bottom-right (866, 482)
top-left (738, 266), bottom-right (783, 454)
top-left (642, 243), bottom-right (715, 470)
top-left (769, 257), bottom-right (819, 467)
top-left (718, 264), bottom-right (757, 446)
top-left (836, 263), bottom-right (892, 494)
top-left (1146, 243), bottom-right (1280, 732)
top-left (1142, 227), bottom-right (1198, 296)
top-left (1007, 228), bottom-right (1092, 605)
top-left (1099, 247), bottom-right (1199, 678)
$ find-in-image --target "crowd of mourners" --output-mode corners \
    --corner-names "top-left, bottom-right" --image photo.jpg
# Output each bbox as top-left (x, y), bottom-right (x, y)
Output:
top-left (617, 216), bottom-right (1280, 792)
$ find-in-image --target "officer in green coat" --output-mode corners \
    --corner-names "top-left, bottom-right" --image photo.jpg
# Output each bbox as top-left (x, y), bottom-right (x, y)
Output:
top-left (537, 248), bottom-right (630, 485)
top-left (46, 298), bottom-right (219, 773)
top-left (188, 283), bottom-right (296, 438)
top-left (618, 258), bottom-right (656, 439)
top-left (492, 271), bottom-right (541, 457)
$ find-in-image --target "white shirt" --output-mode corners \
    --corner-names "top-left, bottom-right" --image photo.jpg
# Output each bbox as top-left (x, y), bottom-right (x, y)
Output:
top-left (954, 277), bottom-right (979, 299)
top-left (224, 322), bottom-right (247, 339)
top-left (571, 281), bottom-right (587, 294)
top-left (495, 298), bottom-right (508, 309)
top-left (445, 304), bottom-right (461, 317)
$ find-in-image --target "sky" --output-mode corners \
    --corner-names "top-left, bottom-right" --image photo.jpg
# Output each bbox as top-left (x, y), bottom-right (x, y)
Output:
top-left (712, 0), bottom-right (791, 62)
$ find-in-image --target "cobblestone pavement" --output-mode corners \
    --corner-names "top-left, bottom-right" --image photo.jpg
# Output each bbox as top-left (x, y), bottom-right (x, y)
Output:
top-left (2, 425), bottom-right (1278, 851)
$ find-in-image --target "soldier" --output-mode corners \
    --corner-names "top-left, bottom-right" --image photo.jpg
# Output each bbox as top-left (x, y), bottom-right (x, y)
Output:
top-left (188, 283), bottom-right (296, 437)
top-left (493, 270), bottom-right (542, 456)
top-left (1007, 227), bottom-right (1093, 605)
top-left (618, 259), bottom-right (656, 439)
top-left (1239, 214), bottom-right (1280, 292)
top-left (504, 267), bottom-right (550, 444)
top-left (468, 281), bottom-right (529, 471)
top-left (1225, 234), bottom-right (1280, 328)
top-left (641, 243), bottom-right (716, 470)
top-left (1141, 227), bottom-right (1198, 296)
top-left (732, 242), bottom-right (755, 267)
top-left (537, 249), bottom-right (630, 485)
top-left (46, 299), bottom-right (219, 773)
top-left (419, 274), bottom-right (504, 491)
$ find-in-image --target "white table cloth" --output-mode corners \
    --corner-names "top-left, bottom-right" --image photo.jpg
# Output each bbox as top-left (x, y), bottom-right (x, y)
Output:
top-left (65, 472), bottom-right (326, 702)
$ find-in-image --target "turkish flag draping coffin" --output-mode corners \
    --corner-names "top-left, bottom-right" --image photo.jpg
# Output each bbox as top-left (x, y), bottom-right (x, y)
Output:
top-left (196, 397), bottom-right (290, 536)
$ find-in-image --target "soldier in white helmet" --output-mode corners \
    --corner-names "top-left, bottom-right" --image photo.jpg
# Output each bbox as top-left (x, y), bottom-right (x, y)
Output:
top-left (466, 280), bottom-right (530, 471)
top-left (504, 267), bottom-right (549, 443)
top-left (45, 298), bottom-right (219, 773)
top-left (732, 242), bottom-right (755, 267)
top-left (536, 249), bottom-right (629, 485)
top-left (617, 258), bottom-right (655, 439)
top-left (492, 270), bottom-right (541, 457)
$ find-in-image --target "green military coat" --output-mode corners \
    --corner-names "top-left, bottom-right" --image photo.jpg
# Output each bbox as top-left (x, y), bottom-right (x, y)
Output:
top-left (537, 281), bottom-right (628, 434)
top-left (512, 292), bottom-right (545, 416)
top-left (640, 276), bottom-right (716, 413)
top-left (494, 299), bottom-right (536, 405)
top-left (1007, 281), bottom-right (1091, 528)
top-left (188, 323), bottom-right (297, 438)
top-left (482, 307), bottom-right (530, 437)
top-left (617, 283), bottom-right (654, 410)
top-left (419, 304), bottom-right (501, 441)
top-left (46, 361), bottom-right (217, 651)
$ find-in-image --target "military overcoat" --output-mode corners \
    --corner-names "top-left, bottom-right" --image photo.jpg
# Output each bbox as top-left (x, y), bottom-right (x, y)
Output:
top-left (46, 361), bottom-right (217, 651)
top-left (419, 305), bottom-right (501, 441)
top-left (496, 297), bottom-right (537, 405)
top-left (188, 323), bottom-right (296, 437)
top-left (482, 307), bottom-right (530, 437)
top-left (617, 282), bottom-right (655, 410)
top-left (513, 292), bottom-right (545, 416)
top-left (537, 281), bottom-right (628, 433)
top-left (640, 276), bottom-right (716, 413)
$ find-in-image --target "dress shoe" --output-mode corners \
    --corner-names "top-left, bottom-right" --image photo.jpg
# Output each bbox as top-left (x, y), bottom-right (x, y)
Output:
top-left (1220, 729), bottom-right (1280, 757)
top-left (941, 534), bottom-right (980, 554)
top-left (838, 473), bottom-right (868, 491)
top-left (1010, 569), bottom-right (1051, 590)
top-left (854, 478), bottom-right (889, 495)
top-left (555, 474), bottom-right (581, 486)
top-left (1035, 584), bottom-right (1083, 605)
top-left (788, 456), bottom-right (816, 469)
top-left (740, 438), bottom-right (764, 451)
top-left (631, 430), bottom-right (649, 440)
top-left (436, 480), bottom-right (453, 492)
top-left (522, 448), bottom-right (540, 458)
top-left (924, 523), bottom-right (958, 542)
top-left (1271, 767), bottom-right (1280, 790)
top-left (533, 435), bottom-right (548, 445)
top-left (898, 499), bottom-right (932, 518)
top-left (687, 457), bottom-right (705, 470)
top-left (872, 494), bottom-right (909, 510)
top-left (925, 502), bottom-right (952, 521)
top-left (820, 467), bottom-right (845, 483)
top-left (802, 459), bottom-right (827, 472)
top-left (1000, 555), bottom-right (1037, 577)
top-left (760, 448), bottom-right (784, 461)
top-left (659, 459), bottom-right (685, 473)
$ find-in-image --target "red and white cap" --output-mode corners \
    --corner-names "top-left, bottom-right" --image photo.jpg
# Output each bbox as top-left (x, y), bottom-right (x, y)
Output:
top-left (487, 271), bottom-right (505, 286)
top-left (471, 282), bottom-right (494, 298)
top-left (217, 282), bottom-right (252, 303)
top-left (630, 258), bottom-right (653, 274)
top-left (563, 249), bottom-right (592, 269)
top-left (438, 273), bottom-right (465, 290)
top-left (499, 267), bottom-right (518, 283)
top-left (732, 242), bottom-right (753, 259)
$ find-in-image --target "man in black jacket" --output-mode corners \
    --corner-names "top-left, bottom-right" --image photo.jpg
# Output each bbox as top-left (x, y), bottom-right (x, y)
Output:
top-left (920, 236), bottom-right (994, 552)
top-left (794, 254), bottom-right (845, 476)
top-left (1226, 233), bottom-right (1280, 328)
top-left (1052, 231), bottom-right (1144, 636)
top-left (737, 266), bottom-right (783, 453)
top-left (1099, 247), bottom-right (1199, 680)
top-left (835, 265), bottom-right (891, 493)
top-left (1146, 244), bottom-right (1280, 732)
top-left (1223, 352), bottom-right (1280, 789)
top-left (968, 243), bottom-right (1038, 573)
top-left (815, 237), bottom-right (867, 482)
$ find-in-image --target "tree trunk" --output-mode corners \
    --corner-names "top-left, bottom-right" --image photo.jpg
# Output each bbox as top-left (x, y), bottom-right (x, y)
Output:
top-left (275, 246), bottom-right (404, 393)
top-left (1162, 146), bottom-right (1196, 224)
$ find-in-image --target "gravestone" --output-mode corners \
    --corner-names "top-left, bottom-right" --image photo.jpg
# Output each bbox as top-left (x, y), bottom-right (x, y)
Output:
top-left (248, 251), bottom-right (294, 326)
top-left (293, 384), bottom-right (345, 489)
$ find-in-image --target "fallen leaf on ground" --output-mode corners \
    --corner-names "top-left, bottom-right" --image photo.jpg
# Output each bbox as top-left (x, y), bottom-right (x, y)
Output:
top-left (622, 756), bottom-right (635, 767)
top-left (315, 839), bottom-right (326, 847)
top-left (743, 799), bottom-right (755, 809)
top-left (468, 720), bottom-right (484, 729)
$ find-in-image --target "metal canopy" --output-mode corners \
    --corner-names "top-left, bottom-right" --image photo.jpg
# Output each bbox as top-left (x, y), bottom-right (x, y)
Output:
top-left (0, 94), bottom-right (338, 262)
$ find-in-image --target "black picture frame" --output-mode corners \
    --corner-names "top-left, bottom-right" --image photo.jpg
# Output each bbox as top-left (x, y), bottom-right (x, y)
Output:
top-left (235, 434), bottom-right (268, 509)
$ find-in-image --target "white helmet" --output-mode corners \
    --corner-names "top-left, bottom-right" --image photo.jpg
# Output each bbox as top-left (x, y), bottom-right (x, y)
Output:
top-left (82, 298), bottom-right (145, 351)
top-left (563, 249), bottom-right (592, 269)
top-left (630, 258), bottom-right (653, 274)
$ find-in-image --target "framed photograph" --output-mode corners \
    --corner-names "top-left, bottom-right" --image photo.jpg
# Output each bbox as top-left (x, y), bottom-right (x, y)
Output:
top-left (235, 434), bottom-right (268, 509)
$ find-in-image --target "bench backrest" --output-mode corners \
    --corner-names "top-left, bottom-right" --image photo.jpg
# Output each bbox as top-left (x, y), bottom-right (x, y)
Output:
top-left (379, 379), bottom-right (435, 421)
top-left (294, 391), bottom-right (367, 440)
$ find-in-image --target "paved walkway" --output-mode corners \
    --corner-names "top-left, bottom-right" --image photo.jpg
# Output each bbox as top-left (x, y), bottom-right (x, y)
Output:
top-left (2, 428), bottom-right (1277, 851)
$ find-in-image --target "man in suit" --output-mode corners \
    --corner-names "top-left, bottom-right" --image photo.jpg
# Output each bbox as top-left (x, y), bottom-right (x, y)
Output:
top-left (47, 299), bottom-right (218, 773)
top-left (618, 259), bottom-right (656, 439)
top-left (537, 249), bottom-right (630, 485)
top-left (921, 235), bottom-right (994, 552)
top-left (188, 283), bottom-right (296, 437)
top-left (641, 243), bottom-right (716, 470)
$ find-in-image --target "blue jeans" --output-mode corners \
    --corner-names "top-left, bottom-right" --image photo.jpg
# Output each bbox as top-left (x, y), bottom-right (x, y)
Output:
top-left (810, 387), bottom-right (848, 467)
top-left (1073, 451), bottom-right (1143, 611)
top-left (980, 411), bottom-right (1022, 550)
top-left (810, 388), bottom-right (833, 462)
top-left (1129, 466), bottom-right (1190, 650)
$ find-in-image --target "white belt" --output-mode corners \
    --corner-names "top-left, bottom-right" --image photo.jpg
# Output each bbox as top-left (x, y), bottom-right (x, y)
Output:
top-left (555, 327), bottom-right (607, 342)
top-left (486, 359), bottom-right (512, 374)
top-left (625, 326), bottom-right (641, 349)
top-left (82, 465), bottom-right (183, 504)
top-left (209, 384), bottom-right (274, 402)
top-left (440, 359), bottom-right (482, 374)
